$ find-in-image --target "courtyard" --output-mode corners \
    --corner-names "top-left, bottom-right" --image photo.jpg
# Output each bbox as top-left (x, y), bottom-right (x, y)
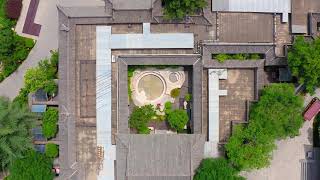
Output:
top-left (128, 66), bottom-right (193, 134)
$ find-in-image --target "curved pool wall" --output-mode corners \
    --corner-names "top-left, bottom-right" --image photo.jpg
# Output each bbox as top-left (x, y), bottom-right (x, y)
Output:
top-left (131, 68), bottom-right (185, 107)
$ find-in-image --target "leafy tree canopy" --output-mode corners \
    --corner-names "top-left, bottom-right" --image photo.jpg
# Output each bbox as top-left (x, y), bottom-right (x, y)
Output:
top-left (225, 84), bottom-right (304, 170)
top-left (14, 51), bottom-right (58, 106)
top-left (129, 105), bottom-right (156, 134)
top-left (7, 150), bottom-right (54, 180)
top-left (167, 109), bottom-right (188, 131)
top-left (42, 108), bottom-right (58, 139)
top-left (24, 51), bottom-right (58, 96)
top-left (288, 36), bottom-right (320, 93)
top-left (0, 97), bottom-right (37, 169)
top-left (193, 158), bottom-right (245, 180)
top-left (162, 0), bottom-right (207, 20)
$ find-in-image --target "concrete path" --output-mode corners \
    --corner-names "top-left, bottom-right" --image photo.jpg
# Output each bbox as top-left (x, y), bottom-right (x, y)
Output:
top-left (242, 91), bottom-right (320, 180)
top-left (0, 0), bottom-right (58, 99)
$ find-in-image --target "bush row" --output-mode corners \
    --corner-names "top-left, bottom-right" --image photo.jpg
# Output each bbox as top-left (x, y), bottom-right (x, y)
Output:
top-left (42, 107), bottom-right (59, 139)
top-left (212, 53), bottom-right (263, 63)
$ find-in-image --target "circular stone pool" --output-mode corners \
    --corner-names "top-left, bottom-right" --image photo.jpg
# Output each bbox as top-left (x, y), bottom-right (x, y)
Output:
top-left (137, 74), bottom-right (164, 101)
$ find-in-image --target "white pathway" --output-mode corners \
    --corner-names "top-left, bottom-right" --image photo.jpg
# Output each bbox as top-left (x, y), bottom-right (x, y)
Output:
top-left (0, 0), bottom-right (58, 99)
top-left (204, 69), bottom-right (228, 158)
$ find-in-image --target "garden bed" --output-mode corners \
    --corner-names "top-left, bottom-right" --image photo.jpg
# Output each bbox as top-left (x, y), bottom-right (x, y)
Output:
top-left (212, 53), bottom-right (264, 63)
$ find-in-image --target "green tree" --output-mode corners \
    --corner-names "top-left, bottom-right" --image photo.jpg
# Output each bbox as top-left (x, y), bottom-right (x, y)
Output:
top-left (42, 108), bottom-right (58, 139)
top-left (7, 150), bottom-right (54, 180)
top-left (288, 36), bottom-right (320, 93)
top-left (129, 105), bottom-right (156, 134)
top-left (249, 84), bottom-right (303, 138)
top-left (194, 158), bottom-right (245, 180)
top-left (225, 84), bottom-right (304, 170)
top-left (0, 97), bottom-right (37, 170)
top-left (45, 143), bottom-right (59, 158)
top-left (225, 125), bottom-right (276, 170)
top-left (163, 0), bottom-right (207, 20)
top-left (167, 109), bottom-right (188, 131)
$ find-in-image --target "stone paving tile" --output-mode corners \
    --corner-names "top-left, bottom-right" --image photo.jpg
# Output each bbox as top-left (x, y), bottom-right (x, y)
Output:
top-left (219, 69), bottom-right (255, 141)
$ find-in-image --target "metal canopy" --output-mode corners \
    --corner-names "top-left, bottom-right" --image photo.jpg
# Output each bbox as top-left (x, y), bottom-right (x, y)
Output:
top-left (212, 0), bottom-right (291, 22)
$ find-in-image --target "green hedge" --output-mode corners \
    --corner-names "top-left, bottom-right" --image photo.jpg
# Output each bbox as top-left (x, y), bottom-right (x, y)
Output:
top-left (42, 108), bottom-right (59, 139)
top-left (213, 53), bottom-right (263, 63)
top-left (45, 143), bottom-right (59, 158)
top-left (170, 88), bottom-right (180, 98)
top-left (164, 101), bottom-right (172, 115)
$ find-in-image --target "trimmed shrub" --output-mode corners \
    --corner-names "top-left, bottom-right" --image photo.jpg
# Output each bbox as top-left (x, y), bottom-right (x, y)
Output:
top-left (232, 54), bottom-right (246, 60)
top-left (250, 54), bottom-right (261, 60)
top-left (45, 143), bottom-right (59, 158)
top-left (185, 93), bottom-right (192, 102)
top-left (215, 54), bottom-right (228, 63)
top-left (42, 108), bottom-right (58, 139)
top-left (167, 109), bottom-right (188, 131)
top-left (170, 88), bottom-right (180, 98)
top-left (5, 0), bottom-right (22, 20)
top-left (164, 101), bottom-right (172, 115)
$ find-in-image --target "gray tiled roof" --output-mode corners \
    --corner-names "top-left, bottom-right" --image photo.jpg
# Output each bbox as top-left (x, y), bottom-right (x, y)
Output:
top-left (116, 134), bottom-right (205, 180)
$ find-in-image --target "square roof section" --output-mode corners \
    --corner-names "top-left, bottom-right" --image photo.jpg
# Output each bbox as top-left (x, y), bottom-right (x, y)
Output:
top-left (116, 134), bottom-right (205, 179)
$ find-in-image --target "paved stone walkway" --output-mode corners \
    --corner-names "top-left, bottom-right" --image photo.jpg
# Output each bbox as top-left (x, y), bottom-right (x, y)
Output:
top-left (0, 0), bottom-right (58, 99)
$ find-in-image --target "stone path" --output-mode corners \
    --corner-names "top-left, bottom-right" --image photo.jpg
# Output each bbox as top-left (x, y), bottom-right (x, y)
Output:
top-left (0, 0), bottom-right (58, 99)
